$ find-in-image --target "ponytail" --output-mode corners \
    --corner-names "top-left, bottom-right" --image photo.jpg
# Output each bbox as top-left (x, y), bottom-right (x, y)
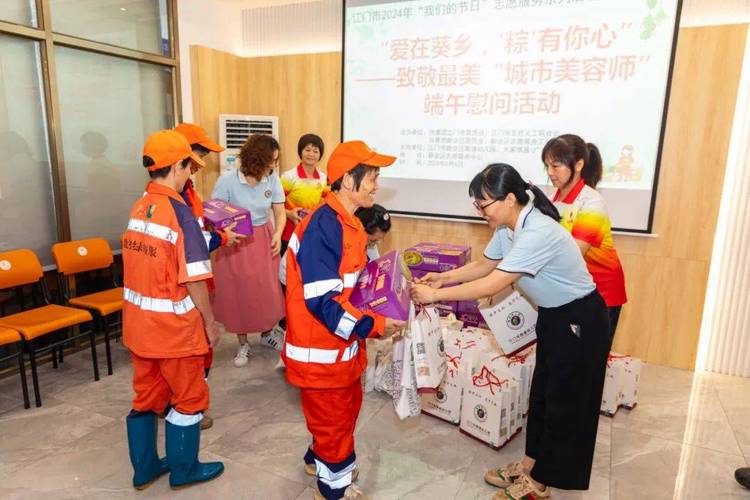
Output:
top-left (542, 134), bottom-right (602, 189)
top-left (527, 182), bottom-right (561, 222)
top-left (469, 164), bottom-right (560, 223)
top-left (583, 143), bottom-right (603, 188)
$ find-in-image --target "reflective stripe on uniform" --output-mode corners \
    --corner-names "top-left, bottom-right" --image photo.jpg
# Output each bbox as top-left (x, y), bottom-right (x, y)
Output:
top-left (201, 230), bottom-right (212, 249)
top-left (340, 341), bottom-right (359, 361)
top-left (288, 232), bottom-right (300, 255)
top-left (343, 272), bottom-right (359, 289)
top-left (335, 311), bottom-right (358, 340)
top-left (304, 279), bottom-right (343, 300)
top-left (285, 341), bottom-right (359, 364)
top-left (315, 459), bottom-right (356, 490)
top-left (127, 219), bottom-right (178, 245)
top-left (186, 259), bottom-right (211, 277)
top-left (123, 287), bottom-right (195, 314)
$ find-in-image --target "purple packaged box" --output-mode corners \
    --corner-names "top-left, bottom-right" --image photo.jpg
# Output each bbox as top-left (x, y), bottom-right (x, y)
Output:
top-left (404, 242), bottom-right (471, 273)
top-left (349, 251), bottom-right (412, 321)
top-left (203, 199), bottom-right (253, 236)
top-left (457, 300), bottom-right (480, 315)
top-left (459, 311), bottom-right (488, 329)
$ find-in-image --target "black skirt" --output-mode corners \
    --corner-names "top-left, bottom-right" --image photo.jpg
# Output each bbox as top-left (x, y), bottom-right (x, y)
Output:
top-left (525, 290), bottom-right (611, 490)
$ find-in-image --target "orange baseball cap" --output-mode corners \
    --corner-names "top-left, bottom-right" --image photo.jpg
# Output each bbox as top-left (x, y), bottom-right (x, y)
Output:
top-left (327, 140), bottom-right (397, 183)
top-left (142, 130), bottom-right (205, 172)
top-left (174, 122), bottom-right (224, 152)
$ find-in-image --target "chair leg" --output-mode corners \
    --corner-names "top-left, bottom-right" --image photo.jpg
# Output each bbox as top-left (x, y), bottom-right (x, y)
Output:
top-left (59, 343), bottom-right (64, 364)
top-left (51, 345), bottom-right (58, 369)
top-left (89, 325), bottom-right (100, 382)
top-left (28, 346), bottom-right (41, 408)
top-left (102, 316), bottom-right (113, 376)
top-left (17, 350), bottom-right (30, 410)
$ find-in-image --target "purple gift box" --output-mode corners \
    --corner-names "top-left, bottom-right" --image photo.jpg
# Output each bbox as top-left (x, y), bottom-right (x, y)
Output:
top-left (203, 199), bottom-right (253, 236)
top-left (404, 242), bottom-right (471, 273)
top-left (349, 251), bottom-right (412, 321)
top-left (459, 311), bottom-right (488, 329)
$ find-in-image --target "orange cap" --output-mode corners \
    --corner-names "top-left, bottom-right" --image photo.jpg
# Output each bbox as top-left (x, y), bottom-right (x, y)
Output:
top-left (142, 130), bottom-right (205, 172)
top-left (327, 140), bottom-right (397, 183)
top-left (174, 122), bottom-right (224, 152)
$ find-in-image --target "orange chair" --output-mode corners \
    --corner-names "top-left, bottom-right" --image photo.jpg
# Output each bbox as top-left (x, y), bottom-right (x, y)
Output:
top-left (51, 238), bottom-right (123, 376)
top-left (0, 249), bottom-right (96, 407)
top-left (0, 326), bottom-right (30, 409)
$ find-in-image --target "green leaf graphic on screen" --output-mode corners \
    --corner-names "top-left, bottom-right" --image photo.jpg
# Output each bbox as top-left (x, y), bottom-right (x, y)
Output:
top-left (641, 0), bottom-right (668, 40)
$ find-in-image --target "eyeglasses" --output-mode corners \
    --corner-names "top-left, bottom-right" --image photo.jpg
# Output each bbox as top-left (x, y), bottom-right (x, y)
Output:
top-left (473, 199), bottom-right (499, 213)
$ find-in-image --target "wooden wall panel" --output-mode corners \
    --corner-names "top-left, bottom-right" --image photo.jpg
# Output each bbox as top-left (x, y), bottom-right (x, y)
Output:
top-left (189, 23), bottom-right (747, 369)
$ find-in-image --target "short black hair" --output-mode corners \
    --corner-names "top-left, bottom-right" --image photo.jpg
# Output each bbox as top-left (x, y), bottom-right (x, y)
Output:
top-left (143, 155), bottom-right (191, 179)
top-left (297, 133), bottom-right (324, 158)
top-left (355, 204), bottom-right (391, 235)
top-left (330, 164), bottom-right (378, 192)
top-left (191, 144), bottom-right (210, 156)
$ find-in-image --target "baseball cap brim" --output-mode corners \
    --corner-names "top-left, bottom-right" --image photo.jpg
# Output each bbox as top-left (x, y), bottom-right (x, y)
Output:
top-left (363, 152), bottom-right (397, 168)
top-left (189, 151), bottom-right (206, 168)
top-left (198, 138), bottom-right (224, 153)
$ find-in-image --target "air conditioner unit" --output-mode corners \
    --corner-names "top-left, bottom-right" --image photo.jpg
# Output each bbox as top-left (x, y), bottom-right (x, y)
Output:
top-left (218, 114), bottom-right (279, 172)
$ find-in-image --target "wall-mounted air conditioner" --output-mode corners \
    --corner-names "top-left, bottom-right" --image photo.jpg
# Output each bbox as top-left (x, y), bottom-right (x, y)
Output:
top-left (219, 114), bottom-right (279, 171)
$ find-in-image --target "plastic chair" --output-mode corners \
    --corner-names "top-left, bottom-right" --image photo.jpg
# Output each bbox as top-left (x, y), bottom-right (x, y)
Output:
top-left (0, 326), bottom-right (30, 409)
top-left (0, 249), bottom-right (96, 407)
top-left (52, 238), bottom-right (123, 376)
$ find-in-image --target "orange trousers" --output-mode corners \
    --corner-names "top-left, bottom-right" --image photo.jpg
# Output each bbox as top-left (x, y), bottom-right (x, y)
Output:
top-left (131, 353), bottom-right (209, 415)
top-left (300, 380), bottom-right (363, 464)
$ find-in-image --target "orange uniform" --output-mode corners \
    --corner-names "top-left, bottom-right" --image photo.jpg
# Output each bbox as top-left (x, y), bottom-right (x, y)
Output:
top-left (123, 180), bottom-right (212, 415)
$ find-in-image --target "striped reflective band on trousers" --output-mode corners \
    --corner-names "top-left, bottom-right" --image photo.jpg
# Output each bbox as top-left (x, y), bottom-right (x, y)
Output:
top-left (285, 341), bottom-right (359, 364)
top-left (316, 459), bottom-right (356, 491)
top-left (123, 287), bottom-right (195, 314)
top-left (127, 219), bottom-right (178, 245)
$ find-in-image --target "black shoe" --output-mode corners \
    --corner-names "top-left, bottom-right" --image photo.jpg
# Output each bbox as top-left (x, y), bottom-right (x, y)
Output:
top-left (735, 467), bottom-right (750, 489)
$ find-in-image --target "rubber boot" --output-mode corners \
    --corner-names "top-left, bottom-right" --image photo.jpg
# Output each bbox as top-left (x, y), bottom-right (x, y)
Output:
top-left (165, 419), bottom-right (224, 489)
top-left (126, 411), bottom-right (169, 490)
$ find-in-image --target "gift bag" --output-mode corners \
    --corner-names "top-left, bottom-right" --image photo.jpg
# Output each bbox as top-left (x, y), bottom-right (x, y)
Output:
top-left (479, 287), bottom-right (537, 355)
top-left (411, 306), bottom-right (447, 390)
top-left (421, 328), bottom-right (466, 424)
top-left (374, 348), bottom-right (396, 397)
top-left (392, 305), bottom-right (421, 419)
top-left (364, 337), bottom-right (392, 393)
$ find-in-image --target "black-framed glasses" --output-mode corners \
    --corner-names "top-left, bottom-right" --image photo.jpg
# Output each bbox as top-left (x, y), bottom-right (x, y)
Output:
top-left (473, 199), bottom-right (499, 213)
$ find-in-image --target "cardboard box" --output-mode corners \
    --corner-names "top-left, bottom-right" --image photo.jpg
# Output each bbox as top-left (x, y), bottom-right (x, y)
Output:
top-left (350, 251), bottom-right (412, 320)
top-left (203, 199), bottom-right (253, 236)
top-left (479, 288), bottom-right (537, 355)
top-left (404, 242), bottom-right (471, 273)
top-left (601, 352), bottom-right (642, 416)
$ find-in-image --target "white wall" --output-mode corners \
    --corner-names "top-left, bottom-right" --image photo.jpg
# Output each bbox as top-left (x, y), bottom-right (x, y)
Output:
top-left (177, 0), bottom-right (244, 122)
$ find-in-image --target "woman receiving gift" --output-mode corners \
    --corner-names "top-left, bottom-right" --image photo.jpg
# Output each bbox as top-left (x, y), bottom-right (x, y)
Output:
top-left (411, 163), bottom-right (609, 500)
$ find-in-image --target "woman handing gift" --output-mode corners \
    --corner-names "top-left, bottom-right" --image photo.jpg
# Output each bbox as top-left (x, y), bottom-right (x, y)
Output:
top-left (411, 163), bottom-right (610, 500)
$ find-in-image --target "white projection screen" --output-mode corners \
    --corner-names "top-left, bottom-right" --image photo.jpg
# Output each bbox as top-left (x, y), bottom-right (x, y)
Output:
top-left (342, 0), bottom-right (683, 232)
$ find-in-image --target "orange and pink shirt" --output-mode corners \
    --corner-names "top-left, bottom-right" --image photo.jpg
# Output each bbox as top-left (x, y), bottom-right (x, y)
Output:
top-left (552, 179), bottom-right (627, 307)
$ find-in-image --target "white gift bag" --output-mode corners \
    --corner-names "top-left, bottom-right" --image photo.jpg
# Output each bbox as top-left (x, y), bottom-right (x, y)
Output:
top-left (411, 306), bottom-right (447, 390)
top-left (392, 305), bottom-right (421, 419)
top-left (479, 287), bottom-right (538, 355)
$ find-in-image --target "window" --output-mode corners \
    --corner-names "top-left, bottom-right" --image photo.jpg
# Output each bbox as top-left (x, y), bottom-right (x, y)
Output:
top-left (0, 1), bottom-right (38, 27)
top-left (50, 0), bottom-right (170, 56)
top-left (55, 47), bottom-right (174, 247)
top-left (0, 34), bottom-right (57, 262)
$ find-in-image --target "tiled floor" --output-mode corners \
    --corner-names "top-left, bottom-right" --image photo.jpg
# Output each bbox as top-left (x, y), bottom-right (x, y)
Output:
top-left (0, 334), bottom-right (749, 499)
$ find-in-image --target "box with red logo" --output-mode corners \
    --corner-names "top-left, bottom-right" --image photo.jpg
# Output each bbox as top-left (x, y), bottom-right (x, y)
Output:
top-left (459, 354), bottom-right (520, 449)
top-left (601, 352), bottom-right (642, 416)
top-left (479, 288), bottom-right (537, 355)
top-left (404, 242), bottom-right (472, 273)
top-left (350, 251), bottom-right (412, 321)
top-left (202, 199), bottom-right (253, 236)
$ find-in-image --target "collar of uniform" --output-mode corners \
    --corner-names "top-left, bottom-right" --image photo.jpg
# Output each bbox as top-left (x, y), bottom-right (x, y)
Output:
top-left (508, 197), bottom-right (534, 237)
top-left (237, 168), bottom-right (268, 185)
top-left (296, 163), bottom-right (320, 179)
top-left (326, 192), bottom-right (363, 230)
top-left (146, 181), bottom-right (186, 204)
top-left (553, 178), bottom-right (586, 204)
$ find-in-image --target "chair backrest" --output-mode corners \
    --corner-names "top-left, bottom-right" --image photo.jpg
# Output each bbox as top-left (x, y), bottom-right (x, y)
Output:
top-left (51, 238), bottom-right (114, 276)
top-left (0, 249), bottom-right (44, 289)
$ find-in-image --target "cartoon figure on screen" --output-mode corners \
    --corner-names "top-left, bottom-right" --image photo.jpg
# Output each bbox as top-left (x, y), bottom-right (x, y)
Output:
top-left (605, 144), bottom-right (642, 183)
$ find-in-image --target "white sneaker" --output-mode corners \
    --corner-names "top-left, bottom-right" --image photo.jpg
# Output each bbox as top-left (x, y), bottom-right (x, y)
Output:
top-left (233, 343), bottom-right (251, 367)
top-left (260, 325), bottom-right (285, 351)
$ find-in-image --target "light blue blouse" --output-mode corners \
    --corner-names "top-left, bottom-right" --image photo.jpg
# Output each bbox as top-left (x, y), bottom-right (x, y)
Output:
top-left (211, 168), bottom-right (284, 227)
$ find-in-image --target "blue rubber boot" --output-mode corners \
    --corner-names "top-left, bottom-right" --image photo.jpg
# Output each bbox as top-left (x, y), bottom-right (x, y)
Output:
top-left (165, 419), bottom-right (224, 489)
top-left (126, 411), bottom-right (169, 490)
